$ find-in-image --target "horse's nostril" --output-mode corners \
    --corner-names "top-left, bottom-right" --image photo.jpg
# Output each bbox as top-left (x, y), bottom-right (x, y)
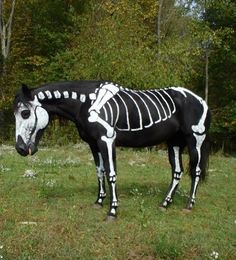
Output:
top-left (15, 136), bottom-right (29, 156)
top-left (15, 144), bottom-right (28, 156)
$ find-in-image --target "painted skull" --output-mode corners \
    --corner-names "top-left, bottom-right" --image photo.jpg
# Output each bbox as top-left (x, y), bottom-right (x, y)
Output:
top-left (14, 86), bottom-right (49, 156)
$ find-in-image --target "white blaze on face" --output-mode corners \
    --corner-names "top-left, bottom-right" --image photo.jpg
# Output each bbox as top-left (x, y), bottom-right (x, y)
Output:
top-left (15, 96), bottom-right (49, 145)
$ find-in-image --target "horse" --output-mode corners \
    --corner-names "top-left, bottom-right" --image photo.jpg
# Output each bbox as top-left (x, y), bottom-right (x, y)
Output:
top-left (13, 80), bottom-right (211, 220)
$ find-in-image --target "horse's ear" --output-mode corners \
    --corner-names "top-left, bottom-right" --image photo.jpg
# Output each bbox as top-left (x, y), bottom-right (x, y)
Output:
top-left (21, 84), bottom-right (32, 99)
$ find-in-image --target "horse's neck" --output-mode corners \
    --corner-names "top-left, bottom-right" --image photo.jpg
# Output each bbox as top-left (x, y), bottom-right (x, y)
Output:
top-left (32, 83), bottom-right (96, 121)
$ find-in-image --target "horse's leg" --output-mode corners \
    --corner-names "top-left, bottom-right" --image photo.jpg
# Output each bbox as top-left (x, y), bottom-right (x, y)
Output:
top-left (97, 133), bottom-right (118, 219)
top-left (89, 144), bottom-right (106, 207)
top-left (161, 144), bottom-right (184, 208)
top-left (186, 133), bottom-right (206, 210)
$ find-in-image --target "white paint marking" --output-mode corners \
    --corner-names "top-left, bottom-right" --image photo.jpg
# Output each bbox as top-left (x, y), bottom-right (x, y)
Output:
top-left (15, 96), bottom-right (49, 145)
top-left (71, 92), bottom-right (77, 99)
top-left (110, 208), bottom-right (116, 215)
top-left (107, 101), bottom-right (114, 125)
top-left (101, 133), bottom-right (118, 209)
top-left (154, 91), bottom-right (168, 120)
top-left (80, 94), bottom-right (86, 103)
top-left (121, 90), bottom-right (143, 131)
top-left (149, 91), bottom-right (167, 121)
top-left (191, 133), bottom-right (206, 200)
top-left (53, 90), bottom-right (61, 99)
top-left (146, 91), bottom-right (162, 123)
top-left (173, 146), bottom-right (181, 172)
top-left (171, 87), bottom-right (187, 97)
top-left (45, 90), bottom-right (52, 99)
top-left (37, 92), bottom-right (45, 100)
top-left (89, 93), bottom-right (96, 100)
top-left (63, 91), bottom-right (69, 98)
top-left (193, 133), bottom-right (206, 173)
top-left (97, 117), bottom-right (114, 138)
top-left (166, 179), bottom-right (179, 199)
top-left (159, 90), bottom-right (173, 117)
top-left (133, 92), bottom-right (153, 128)
top-left (88, 110), bottom-right (115, 138)
top-left (192, 100), bottom-right (208, 134)
top-left (111, 97), bottom-right (120, 125)
top-left (171, 87), bottom-right (208, 134)
top-left (116, 93), bottom-right (130, 131)
top-left (102, 106), bottom-right (108, 121)
top-left (162, 90), bottom-right (176, 113)
top-left (165, 146), bottom-right (182, 200)
top-left (89, 84), bottom-right (119, 113)
top-left (101, 135), bottom-right (116, 177)
top-left (111, 183), bottom-right (118, 204)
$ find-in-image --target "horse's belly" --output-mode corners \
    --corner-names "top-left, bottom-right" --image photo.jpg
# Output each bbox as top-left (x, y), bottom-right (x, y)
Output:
top-left (115, 120), bottom-right (179, 147)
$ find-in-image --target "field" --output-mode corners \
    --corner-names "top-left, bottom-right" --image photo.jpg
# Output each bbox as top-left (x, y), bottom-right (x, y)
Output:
top-left (0, 144), bottom-right (235, 259)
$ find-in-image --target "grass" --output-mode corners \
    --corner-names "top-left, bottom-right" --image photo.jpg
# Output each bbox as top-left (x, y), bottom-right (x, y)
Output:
top-left (0, 143), bottom-right (235, 259)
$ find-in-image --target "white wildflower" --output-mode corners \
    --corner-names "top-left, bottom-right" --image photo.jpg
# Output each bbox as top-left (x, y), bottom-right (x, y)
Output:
top-left (0, 165), bottom-right (10, 172)
top-left (128, 160), bottom-right (136, 166)
top-left (0, 245), bottom-right (3, 249)
top-left (23, 169), bottom-right (37, 178)
top-left (46, 179), bottom-right (56, 188)
top-left (210, 251), bottom-right (219, 259)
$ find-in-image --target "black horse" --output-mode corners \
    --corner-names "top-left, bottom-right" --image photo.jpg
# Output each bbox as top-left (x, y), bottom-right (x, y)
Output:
top-left (14, 81), bottom-right (211, 220)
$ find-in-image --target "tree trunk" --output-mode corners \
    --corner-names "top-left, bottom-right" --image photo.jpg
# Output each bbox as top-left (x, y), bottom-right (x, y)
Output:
top-left (0, 0), bottom-right (16, 99)
top-left (157, 0), bottom-right (164, 54)
top-left (205, 49), bottom-right (209, 103)
top-left (0, 0), bottom-right (16, 59)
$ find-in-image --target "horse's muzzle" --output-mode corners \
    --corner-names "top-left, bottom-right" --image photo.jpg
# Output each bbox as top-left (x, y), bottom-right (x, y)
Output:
top-left (15, 136), bottom-right (38, 156)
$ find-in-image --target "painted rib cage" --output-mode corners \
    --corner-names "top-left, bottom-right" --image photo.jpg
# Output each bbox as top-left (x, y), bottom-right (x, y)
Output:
top-left (99, 88), bottom-right (176, 132)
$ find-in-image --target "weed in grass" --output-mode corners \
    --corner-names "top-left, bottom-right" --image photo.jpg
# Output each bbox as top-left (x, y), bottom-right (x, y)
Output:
top-left (155, 234), bottom-right (185, 259)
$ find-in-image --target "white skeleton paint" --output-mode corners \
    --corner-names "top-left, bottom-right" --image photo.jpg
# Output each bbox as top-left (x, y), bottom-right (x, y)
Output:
top-left (162, 146), bottom-right (183, 207)
top-left (86, 83), bottom-right (178, 133)
top-left (171, 87), bottom-right (208, 207)
top-left (14, 80), bottom-right (211, 219)
top-left (96, 152), bottom-right (106, 204)
top-left (15, 96), bottom-right (49, 145)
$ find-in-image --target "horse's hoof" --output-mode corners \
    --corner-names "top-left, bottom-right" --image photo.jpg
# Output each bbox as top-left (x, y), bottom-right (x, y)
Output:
top-left (92, 203), bottom-right (103, 209)
top-left (105, 215), bottom-right (117, 222)
top-left (182, 208), bottom-right (192, 214)
top-left (159, 206), bottom-right (167, 212)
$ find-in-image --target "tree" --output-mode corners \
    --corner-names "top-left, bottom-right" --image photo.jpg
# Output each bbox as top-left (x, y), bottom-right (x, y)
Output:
top-left (157, 0), bottom-right (164, 53)
top-left (0, 0), bottom-right (16, 99)
top-left (0, 0), bottom-right (15, 60)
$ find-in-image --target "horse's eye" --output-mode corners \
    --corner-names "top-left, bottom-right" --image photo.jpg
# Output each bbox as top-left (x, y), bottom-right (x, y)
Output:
top-left (21, 110), bottom-right (30, 119)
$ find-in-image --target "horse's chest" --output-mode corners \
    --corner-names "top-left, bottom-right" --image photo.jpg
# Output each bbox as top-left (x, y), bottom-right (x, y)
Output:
top-left (98, 90), bottom-right (177, 132)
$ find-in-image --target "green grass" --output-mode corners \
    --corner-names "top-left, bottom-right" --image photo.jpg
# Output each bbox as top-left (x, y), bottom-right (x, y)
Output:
top-left (0, 144), bottom-right (235, 259)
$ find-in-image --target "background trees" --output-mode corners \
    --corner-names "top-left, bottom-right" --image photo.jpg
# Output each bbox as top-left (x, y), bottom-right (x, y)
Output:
top-left (0, 0), bottom-right (235, 152)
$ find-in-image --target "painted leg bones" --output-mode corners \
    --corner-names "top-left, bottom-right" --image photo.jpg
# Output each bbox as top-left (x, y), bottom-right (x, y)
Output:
top-left (88, 83), bottom-right (119, 217)
top-left (187, 132), bottom-right (206, 209)
top-left (187, 99), bottom-right (207, 209)
top-left (101, 133), bottom-right (118, 216)
top-left (162, 146), bottom-right (183, 208)
top-left (96, 152), bottom-right (106, 205)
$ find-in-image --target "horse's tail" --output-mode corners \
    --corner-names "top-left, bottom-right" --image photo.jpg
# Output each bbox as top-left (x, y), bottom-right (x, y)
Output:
top-left (199, 131), bottom-right (210, 181)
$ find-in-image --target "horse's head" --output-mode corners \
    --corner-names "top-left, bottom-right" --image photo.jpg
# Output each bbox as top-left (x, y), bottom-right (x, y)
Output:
top-left (14, 85), bottom-right (49, 156)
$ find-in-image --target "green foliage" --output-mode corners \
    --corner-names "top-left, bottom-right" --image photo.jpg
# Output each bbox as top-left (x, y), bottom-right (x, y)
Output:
top-left (0, 0), bottom-right (235, 149)
top-left (43, 0), bottom-right (198, 88)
